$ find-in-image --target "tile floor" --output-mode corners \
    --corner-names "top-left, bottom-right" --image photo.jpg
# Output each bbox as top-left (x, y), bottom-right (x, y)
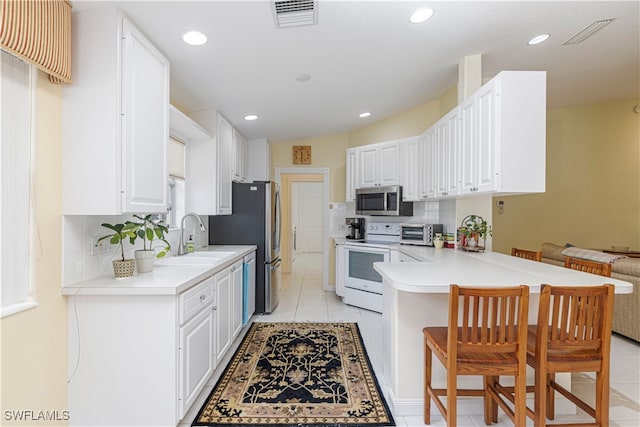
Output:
top-left (182, 252), bottom-right (640, 427)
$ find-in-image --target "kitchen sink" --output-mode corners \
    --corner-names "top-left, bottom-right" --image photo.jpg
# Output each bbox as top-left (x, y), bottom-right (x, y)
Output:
top-left (155, 257), bottom-right (221, 266)
top-left (188, 251), bottom-right (236, 258)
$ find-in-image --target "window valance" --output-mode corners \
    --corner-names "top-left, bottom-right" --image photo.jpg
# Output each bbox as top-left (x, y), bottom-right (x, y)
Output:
top-left (0, 0), bottom-right (72, 84)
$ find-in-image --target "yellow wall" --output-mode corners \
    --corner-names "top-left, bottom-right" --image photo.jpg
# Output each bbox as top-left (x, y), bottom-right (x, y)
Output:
top-left (1, 72), bottom-right (67, 424)
top-left (492, 98), bottom-right (640, 254)
top-left (348, 98), bottom-right (442, 148)
top-left (270, 133), bottom-right (349, 202)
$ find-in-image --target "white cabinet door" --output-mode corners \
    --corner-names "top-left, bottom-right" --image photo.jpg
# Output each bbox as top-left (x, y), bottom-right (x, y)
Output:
top-left (420, 128), bottom-right (437, 200)
top-left (217, 115), bottom-right (233, 215)
top-left (358, 141), bottom-right (400, 188)
top-left (444, 109), bottom-right (460, 196)
top-left (233, 129), bottom-right (248, 183)
top-left (400, 137), bottom-right (420, 201)
top-left (345, 148), bottom-right (359, 202)
top-left (433, 109), bottom-right (460, 198)
top-left (359, 146), bottom-right (378, 187)
top-left (214, 267), bottom-right (232, 364)
top-left (459, 98), bottom-right (478, 193)
top-left (476, 82), bottom-right (498, 193)
top-left (434, 120), bottom-right (448, 197)
top-left (231, 260), bottom-right (243, 339)
top-left (179, 306), bottom-right (214, 419)
top-left (121, 18), bottom-right (169, 213)
top-left (378, 141), bottom-right (400, 186)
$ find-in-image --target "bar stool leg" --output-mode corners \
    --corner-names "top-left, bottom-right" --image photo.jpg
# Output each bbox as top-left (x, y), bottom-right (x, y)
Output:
top-left (547, 373), bottom-right (555, 420)
top-left (424, 340), bottom-right (432, 425)
top-left (534, 361), bottom-right (547, 427)
top-left (484, 375), bottom-right (499, 424)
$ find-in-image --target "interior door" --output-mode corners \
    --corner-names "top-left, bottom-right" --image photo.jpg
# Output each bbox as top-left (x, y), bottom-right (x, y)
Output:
top-left (292, 182), bottom-right (323, 253)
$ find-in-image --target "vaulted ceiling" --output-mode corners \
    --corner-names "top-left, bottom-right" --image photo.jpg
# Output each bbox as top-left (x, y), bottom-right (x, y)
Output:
top-left (73, 1), bottom-right (639, 142)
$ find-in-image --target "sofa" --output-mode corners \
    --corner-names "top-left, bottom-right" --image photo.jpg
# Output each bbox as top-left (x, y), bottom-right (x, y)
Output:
top-left (540, 242), bottom-right (640, 343)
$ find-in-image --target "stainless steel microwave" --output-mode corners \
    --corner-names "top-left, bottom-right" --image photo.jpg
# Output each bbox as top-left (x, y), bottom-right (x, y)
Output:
top-left (355, 186), bottom-right (413, 216)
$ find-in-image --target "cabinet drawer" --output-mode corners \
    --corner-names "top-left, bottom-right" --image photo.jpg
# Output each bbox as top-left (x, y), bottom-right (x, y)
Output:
top-left (179, 276), bottom-right (214, 325)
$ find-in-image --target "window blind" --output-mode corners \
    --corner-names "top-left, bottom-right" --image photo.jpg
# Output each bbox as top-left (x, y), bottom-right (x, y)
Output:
top-left (168, 137), bottom-right (186, 179)
top-left (1, 50), bottom-right (35, 317)
top-left (0, 0), bottom-right (72, 84)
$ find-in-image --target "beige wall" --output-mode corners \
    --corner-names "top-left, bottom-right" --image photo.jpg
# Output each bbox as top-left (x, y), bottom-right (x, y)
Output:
top-left (270, 91), bottom-right (455, 204)
top-left (1, 72), bottom-right (67, 424)
top-left (348, 98), bottom-right (442, 148)
top-left (492, 98), bottom-right (640, 254)
top-left (270, 133), bottom-right (349, 202)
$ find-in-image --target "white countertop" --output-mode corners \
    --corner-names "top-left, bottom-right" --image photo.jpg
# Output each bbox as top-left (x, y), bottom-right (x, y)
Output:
top-left (375, 246), bottom-right (634, 294)
top-left (62, 245), bottom-right (256, 296)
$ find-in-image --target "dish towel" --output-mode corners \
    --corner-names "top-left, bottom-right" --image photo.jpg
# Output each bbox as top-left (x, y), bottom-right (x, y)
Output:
top-left (561, 247), bottom-right (627, 264)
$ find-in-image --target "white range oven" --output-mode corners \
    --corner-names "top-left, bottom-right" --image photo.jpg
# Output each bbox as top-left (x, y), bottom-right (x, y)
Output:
top-left (343, 223), bottom-right (400, 313)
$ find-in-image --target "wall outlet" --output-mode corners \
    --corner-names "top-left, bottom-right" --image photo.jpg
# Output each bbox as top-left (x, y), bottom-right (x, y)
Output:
top-left (90, 236), bottom-right (110, 256)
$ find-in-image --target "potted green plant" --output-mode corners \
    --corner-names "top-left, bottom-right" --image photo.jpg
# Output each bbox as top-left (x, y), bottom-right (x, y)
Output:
top-left (459, 214), bottom-right (492, 250)
top-left (98, 222), bottom-right (138, 278)
top-left (128, 214), bottom-right (171, 273)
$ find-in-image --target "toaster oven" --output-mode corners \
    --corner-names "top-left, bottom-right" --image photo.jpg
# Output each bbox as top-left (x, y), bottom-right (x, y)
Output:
top-left (400, 223), bottom-right (443, 246)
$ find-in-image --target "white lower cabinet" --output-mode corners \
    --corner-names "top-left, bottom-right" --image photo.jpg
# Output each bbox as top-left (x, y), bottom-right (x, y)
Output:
top-left (214, 267), bottom-right (232, 365)
top-left (179, 302), bottom-right (215, 419)
top-left (66, 258), bottom-right (247, 426)
top-left (214, 259), bottom-right (244, 365)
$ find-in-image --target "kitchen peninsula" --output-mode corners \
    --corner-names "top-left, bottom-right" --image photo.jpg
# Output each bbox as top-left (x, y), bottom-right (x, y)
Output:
top-left (374, 247), bottom-right (633, 417)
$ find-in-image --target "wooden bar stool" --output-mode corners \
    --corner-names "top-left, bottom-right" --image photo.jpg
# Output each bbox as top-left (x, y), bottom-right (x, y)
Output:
top-left (564, 257), bottom-right (612, 277)
top-left (423, 284), bottom-right (529, 426)
top-left (527, 284), bottom-right (615, 427)
top-left (511, 247), bottom-right (542, 262)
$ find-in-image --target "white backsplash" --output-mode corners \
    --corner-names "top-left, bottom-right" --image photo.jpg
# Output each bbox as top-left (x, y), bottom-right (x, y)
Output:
top-left (328, 199), bottom-right (457, 238)
top-left (62, 214), bottom-right (208, 286)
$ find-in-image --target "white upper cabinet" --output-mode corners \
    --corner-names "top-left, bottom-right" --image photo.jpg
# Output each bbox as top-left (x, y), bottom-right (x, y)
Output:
top-left (400, 136), bottom-right (420, 201)
top-left (216, 115), bottom-right (234, 215)
top-left (345, 148), bottom-right (359, 202)
top-left (459, 71), bottom-right (546, 195)
top-left (62, 7), bottom-right (169, 215)
top-left (419, 128), bottom-right (437, 200)
top-left (232, 129), bottom-right (248, 183)
top-left (359, 140), bottom-right (400, 188)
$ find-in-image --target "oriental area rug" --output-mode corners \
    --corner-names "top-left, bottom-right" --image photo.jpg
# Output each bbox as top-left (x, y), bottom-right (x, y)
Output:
top-left (192, 322), bottom-right (394, 427)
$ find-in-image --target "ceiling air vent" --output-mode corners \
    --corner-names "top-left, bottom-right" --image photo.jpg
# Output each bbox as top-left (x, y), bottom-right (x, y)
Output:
top-left (271, 0), bottom-right (318, 28)
top-left (563, 18), bottom-right (616, 45)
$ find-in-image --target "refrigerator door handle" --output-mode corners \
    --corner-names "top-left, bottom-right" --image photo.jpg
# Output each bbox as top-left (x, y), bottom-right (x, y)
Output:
top-left (269, 258), bottom-right (282, 270)
top-left (274, 185), bottom-right (281, 253)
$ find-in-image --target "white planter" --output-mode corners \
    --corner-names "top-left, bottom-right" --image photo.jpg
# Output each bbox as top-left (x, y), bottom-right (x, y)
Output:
top-left (135, 250), bottom-right (156, 273)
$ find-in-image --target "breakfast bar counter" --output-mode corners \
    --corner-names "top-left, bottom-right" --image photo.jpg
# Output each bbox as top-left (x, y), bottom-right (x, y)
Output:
top-left (374, 247), bottom-right (633, 417)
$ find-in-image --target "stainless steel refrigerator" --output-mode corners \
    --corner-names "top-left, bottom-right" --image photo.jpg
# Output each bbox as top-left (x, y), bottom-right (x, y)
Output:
top-left (208, 181), bottom-right (281, 314)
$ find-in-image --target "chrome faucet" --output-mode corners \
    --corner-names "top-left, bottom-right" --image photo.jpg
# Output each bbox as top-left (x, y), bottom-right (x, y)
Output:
top-left (179, 212), bottom-right (207, 255)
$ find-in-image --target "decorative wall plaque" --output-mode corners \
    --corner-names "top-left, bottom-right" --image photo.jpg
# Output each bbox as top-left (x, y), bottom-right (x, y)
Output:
top-left (292, 145), bottom-right (311, 164)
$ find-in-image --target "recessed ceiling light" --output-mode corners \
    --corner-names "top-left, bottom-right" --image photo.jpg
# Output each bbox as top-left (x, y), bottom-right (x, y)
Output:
top-left (244, 114), bottom-right (258, 121)
top-left (296, 74), bottom-right (311, 82)
top-left (359, 112), bottom-right (371, 118)
top-left (410, 8), bottom-right (434, 24)
top-left (182, 31), bottom-right (207, 46)
top-left (528, 34), bottom-right (550, 45)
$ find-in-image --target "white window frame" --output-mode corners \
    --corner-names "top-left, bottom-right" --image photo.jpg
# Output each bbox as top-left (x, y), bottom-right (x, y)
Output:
top-left (1, 50), bottom-right (37, 318)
